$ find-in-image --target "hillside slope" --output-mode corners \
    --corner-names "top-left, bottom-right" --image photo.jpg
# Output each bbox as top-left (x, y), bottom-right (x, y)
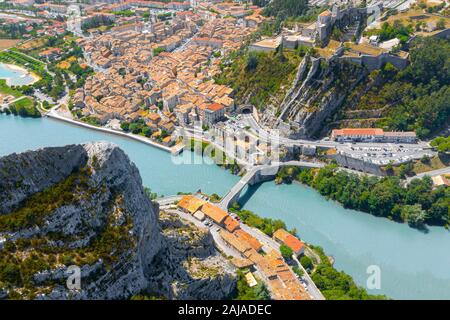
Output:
top-left (276, 36), bottom-right (450, 138)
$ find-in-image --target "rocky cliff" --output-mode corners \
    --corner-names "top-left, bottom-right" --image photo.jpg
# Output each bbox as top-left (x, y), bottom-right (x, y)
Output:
top-left (0, 142), bottom-right (235, 300)
top-left (277, 56), bottom-right (367, 139)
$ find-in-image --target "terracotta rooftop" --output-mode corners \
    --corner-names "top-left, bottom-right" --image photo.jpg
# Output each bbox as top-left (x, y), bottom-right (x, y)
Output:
top-left (177, 195), bottom-right (205, 214)
top-left (332, 128), bottom-right (384, 136)
top-left (234, 229), bottom-right (263, 252)
top-left (207, 102), bottom-right (225, 112)
top-left (223, 215), bottom-right (240, 232)
top-left (273, 229), bottom-right (304, 253)
top-left (201, 202), bottom-right (229, 224)
top-left (319, 10), bottom-right (331, 17)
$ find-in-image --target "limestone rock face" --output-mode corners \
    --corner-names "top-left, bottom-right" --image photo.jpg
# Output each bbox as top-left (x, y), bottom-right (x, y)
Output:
top-left (278, 58), bottom-right (367, 138)
top-left (0, 142), bottom-right (235, 300)
top-left (147, 211), bottom-right (236, 300)
top-left (0, 144), bottom-right (88, 215)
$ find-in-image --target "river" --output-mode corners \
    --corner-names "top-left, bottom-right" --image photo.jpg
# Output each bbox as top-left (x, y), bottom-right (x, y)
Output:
top-left (0, 114), bottom-right (449, 300)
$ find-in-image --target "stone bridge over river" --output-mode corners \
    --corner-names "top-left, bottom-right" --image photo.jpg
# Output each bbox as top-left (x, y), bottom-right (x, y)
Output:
top-left (218, 161), bottom-right (324, 209)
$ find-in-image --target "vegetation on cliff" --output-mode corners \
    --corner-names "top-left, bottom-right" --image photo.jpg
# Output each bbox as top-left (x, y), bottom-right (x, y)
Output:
top-left (0, 164), bottom-right (136, 299)
top-left (338, 37), bottom-right (450, 138)
top-left (261, 0), bottom-right (309, 19)
top-left (0, 167), bottom-right (91, 232)
top-left (276, 165), bottom-right (450, 228)
top-left (215, 48), bottom-right (301, 109)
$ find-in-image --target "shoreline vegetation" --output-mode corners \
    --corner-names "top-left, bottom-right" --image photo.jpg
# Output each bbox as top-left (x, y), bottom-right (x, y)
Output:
top-left (0, 96), bottom-right (40, 118)
top-left (275, 165), bottom-right (450, 229)
top-left (228, 203), bottom-right (387, 300)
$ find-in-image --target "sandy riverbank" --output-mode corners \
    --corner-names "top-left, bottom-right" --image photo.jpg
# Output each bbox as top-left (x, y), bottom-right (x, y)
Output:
top-left (1, 63), bottom-right (41, 86)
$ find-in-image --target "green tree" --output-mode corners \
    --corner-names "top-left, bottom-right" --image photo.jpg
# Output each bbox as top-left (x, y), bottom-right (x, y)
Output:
top-left (142, 126), bottom-right (152, 137)
top-left (120, 121), bottom-right (130, 132)
top-left (292, 266), bottom-right (304, 278)
top-left (400, 204), bottom-right (427, 227)
top-left (300, 255), bottom-right (313, 271)
top-left (436, 18), bottom-right (446, 30)
top-left (129, 123), bottom-right (141, 134)
top-left (430, 136), bottom-right (450, 153)
top-left (280, 244), bottom-right (293, 260)
top-left (153, 47), bottom-right (166, 57)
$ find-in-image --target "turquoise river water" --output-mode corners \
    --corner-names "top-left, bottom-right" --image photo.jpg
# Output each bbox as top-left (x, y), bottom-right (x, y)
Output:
top-left (0, 114), bottom-right (449, 299)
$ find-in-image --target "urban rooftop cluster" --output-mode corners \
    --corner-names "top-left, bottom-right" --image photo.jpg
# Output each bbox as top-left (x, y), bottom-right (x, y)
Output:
top-left (177, 194), bottom-right (310, 300)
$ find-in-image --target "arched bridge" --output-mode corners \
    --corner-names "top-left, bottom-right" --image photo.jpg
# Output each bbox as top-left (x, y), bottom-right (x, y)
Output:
top-left (218, 161), bottom-right (324, 210)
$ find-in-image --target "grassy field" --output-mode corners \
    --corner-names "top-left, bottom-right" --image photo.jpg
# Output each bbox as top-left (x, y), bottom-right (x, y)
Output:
top-left (0, 39), bottom-right (22, 50)
top-left (8, 96), bottom-right (41, 118)
top-left (0, 50), bottom-right (46, 77)
top-left (0, 79), bottom-right (23, 97)
top-left (12, 97), bottom-right (33, 108)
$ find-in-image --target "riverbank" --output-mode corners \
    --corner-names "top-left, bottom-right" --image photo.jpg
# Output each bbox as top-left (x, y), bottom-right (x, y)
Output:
top-left (2, 114), bottom-right (450, 299)
top-left (225, 204), bottom-right (386, 300)
top-left (275, 165), bottom-right (450, 229)
top-left (45, 110), bottom-right (177, 154)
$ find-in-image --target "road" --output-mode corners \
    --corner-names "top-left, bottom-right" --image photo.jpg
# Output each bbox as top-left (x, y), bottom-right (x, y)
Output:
top-left (241, 114), bottom-right (430, 150)
top-left (407, 166), bottom-right (450, 182)
top-left (235, 113), bottom-right (435, 168)
top-left (219, 161), bottom-right (324, 209)
top-left (219, 166), bottom-right (261, 209)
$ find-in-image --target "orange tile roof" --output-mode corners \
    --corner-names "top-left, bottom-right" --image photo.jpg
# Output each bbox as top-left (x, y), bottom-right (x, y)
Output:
top-left (230, 257), bottom-right (254, 268)
top-left (147, 112), bottom-right (161, 121)
top-left (234, 229), bottom-right (262, 252)
top-left (201, 203), bottom-right (228, 224)
top-left (273, 229), bottom-right (304, 253)
top-left (219, 229), bottom-right (251, 253)
top-left (319, 10), bottom-right (331, 17)
top-left (177, 195), bottom-right (205, 214)
top-left (223, 216), bottom-right (240, 232)
top-left (207, 103), bottom-right (225, 112)
top-left (332, 128), bottom-right (384, 136)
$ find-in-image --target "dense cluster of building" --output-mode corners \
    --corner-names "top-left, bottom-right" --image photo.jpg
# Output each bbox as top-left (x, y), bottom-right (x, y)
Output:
top-left (72, 8), bottom-right (263, 132)
top-left (177, 194), bottom-right (310, 300)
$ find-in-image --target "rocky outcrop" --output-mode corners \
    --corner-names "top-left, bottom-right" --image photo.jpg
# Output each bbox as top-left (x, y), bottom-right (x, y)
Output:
top-left (146, 211), bottom-right (236, 300)
top-left (278, 58), bottom-right (367, 138)
top-left (0, 142), bottom-right (235, 300)
top-left (0, 144), bottom-right (88, 215)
